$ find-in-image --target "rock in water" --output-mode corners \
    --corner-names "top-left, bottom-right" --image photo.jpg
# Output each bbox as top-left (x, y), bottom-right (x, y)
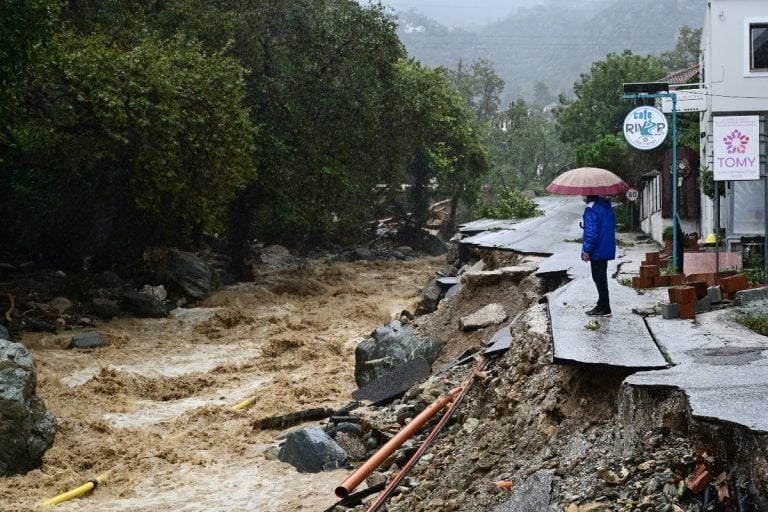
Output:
top-left (0, 339), bottom-right (57, 475)
top-left (277, 427), bottom-right (348, 473)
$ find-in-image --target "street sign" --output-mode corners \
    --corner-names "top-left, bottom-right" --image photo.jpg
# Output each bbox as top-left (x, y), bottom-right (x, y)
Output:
top-left (625, 187), bottom-right (639, 201)
top-left (661, 89), bottom-right (706, 113)
top-left (623, 106), bottom-right (668, 150)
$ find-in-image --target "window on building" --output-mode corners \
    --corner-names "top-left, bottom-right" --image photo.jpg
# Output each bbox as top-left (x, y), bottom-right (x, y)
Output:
top-left (750, 23), bottom-right (768, 71)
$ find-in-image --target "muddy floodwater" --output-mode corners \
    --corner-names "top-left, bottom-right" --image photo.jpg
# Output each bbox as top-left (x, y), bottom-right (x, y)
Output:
top-left (0, 257), bottom-right (442, 512)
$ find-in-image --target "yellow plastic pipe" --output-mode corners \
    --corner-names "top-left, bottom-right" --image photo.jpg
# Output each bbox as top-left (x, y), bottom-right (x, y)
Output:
top-left (232, 395), bottom-right (258, 410)
top-left (41, 469), bottom-right (112, 507)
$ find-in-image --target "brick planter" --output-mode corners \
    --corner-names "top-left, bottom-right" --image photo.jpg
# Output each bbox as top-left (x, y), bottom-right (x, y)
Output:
top-left (640, 265), bottom-right (660, 278)
top-left (720, 274), bottom-right (749, 295)
top-left (688, 281), bottom-right (709, 300)
top-left (645, 252), bottom-right (660, 265)
top-left (686, 272), bottom-right (716, 287)
top-left (668, 274), bottom-right (685, 285)
top-left (632, 276), bottom-right (654, 289)
top-left (669, 286), bottom-right (697, 305)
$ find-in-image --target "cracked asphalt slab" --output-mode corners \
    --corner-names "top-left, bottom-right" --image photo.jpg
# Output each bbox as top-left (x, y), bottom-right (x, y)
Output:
top-left (466, 195), bottom-right (768, 435)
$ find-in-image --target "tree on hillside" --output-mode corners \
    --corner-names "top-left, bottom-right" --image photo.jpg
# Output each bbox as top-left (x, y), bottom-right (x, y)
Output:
top-left (659, 25), bottom-right (702, 71)
top-left (447, 59), bottom-right (505, 122)
top-left (393, 61), bottom-right (489, 229)
top-left (555, 50), bottom-right (667, 147)
top-left (533, 81), bottom-right (556, 107)
top-left (485, 100), bottom-right (574, 194)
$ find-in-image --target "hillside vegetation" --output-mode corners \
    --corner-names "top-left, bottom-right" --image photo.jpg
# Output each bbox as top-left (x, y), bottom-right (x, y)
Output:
top-left (397, 0), bottom-right (703, 103)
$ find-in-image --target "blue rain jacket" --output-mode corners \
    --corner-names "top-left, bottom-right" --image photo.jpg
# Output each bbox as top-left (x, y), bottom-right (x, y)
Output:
top-left (582, 197), bottom-right (616, 261)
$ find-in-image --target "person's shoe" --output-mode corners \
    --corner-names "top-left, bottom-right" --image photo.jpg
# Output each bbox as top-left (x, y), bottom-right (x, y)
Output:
top-left (586, 307), bottom-right (612, 317)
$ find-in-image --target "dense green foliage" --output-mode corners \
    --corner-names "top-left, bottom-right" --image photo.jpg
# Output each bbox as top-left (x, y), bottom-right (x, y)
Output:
top-left (556, 50), bottom-right (668, 147)
top-left (554, 24), bottom-right (702, 186)
top-left (0, 2), bottom-right (706, 272)
top-left (475, 187), bottom-right (541, 220)
top-left (0, 0), bottom-right (489, 271)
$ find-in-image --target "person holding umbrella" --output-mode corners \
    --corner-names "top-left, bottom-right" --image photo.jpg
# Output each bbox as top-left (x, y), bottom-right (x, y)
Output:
top-left (546, 167), bottom-right (626, 317)
top-left (581, 195), bottom-right (616, 316)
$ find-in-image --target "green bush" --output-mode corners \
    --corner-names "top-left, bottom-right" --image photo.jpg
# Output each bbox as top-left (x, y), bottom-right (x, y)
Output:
top-left (613, 202), bottom-right (631, 231)
top-left (475, 187), bottom-right (541, 219)
top-left (736, 313), bottom-right (768, 337)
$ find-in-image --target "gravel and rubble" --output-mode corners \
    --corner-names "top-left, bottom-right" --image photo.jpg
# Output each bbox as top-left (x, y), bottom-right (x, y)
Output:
top-left (324, 251), bottom-right (766, 512)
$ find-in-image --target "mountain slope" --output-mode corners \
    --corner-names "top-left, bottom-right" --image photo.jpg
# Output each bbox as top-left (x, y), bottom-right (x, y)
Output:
top-left (396, 0), bottom-right (703, 105)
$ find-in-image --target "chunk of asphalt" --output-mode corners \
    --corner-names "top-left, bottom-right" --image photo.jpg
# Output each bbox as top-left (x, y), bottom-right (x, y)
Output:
top-left (351, 358), bottom-right (430, 404)
top-left (484, 325), bottom-right (513, 356)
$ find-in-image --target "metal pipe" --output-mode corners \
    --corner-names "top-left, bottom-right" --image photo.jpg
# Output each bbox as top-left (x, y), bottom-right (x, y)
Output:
top-left (715, 180), bottom-right (720, 275)
top-left (335, 386), bottom-right (462, 498)
top-left (671, 93), bottom-right (679, 271)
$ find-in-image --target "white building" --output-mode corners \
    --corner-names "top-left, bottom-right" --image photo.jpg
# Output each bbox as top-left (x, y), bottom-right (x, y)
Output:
top-left (700, 0), bottom-right (768, 250)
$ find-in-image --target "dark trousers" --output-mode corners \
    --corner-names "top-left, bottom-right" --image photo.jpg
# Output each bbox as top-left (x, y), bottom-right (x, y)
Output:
top-left (590, 259), bottom-right (610, 310)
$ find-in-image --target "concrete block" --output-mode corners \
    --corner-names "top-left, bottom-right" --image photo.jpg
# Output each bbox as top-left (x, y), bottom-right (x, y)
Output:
top-left (707, 285), bottom-right (722, 304)
top-left (695, 296), bottom-right (711, 313)
top-left (661, 303), bottom-right (679, 320)
top-left (733, 286), bottom-right (768, 305)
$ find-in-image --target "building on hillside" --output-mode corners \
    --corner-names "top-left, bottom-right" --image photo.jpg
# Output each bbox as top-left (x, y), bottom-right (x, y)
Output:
top-left (699, 0), bottom-right (768, 253)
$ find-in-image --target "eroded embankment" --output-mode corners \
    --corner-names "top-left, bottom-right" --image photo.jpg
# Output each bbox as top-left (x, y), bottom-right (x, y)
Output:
top-left (337, 253), bottom-right (768, 512)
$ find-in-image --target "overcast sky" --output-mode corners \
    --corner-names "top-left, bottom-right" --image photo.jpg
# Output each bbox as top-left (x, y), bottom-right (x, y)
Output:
top-left (361, 0), bottom-right (545, 27)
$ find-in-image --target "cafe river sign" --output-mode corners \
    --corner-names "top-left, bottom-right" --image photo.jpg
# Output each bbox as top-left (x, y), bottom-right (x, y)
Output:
top-left (623, 106), bottom-right (668, 150)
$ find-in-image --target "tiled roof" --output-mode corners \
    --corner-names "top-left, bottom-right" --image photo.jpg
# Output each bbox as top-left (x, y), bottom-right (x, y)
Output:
top-left (660, 65), bottom-right (700, 85)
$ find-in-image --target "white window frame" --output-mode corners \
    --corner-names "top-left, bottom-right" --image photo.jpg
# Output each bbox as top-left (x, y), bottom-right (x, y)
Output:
top-left (744, 17), bottom-right (768, 77)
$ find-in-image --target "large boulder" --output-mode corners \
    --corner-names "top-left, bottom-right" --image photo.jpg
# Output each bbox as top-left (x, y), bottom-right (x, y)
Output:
top-left (392, 225), bottom-right (448, 256)
top-left (354, 320), bottom-right (442, 388)
top-left (0, 339), bottom-right (56, 475)
top-left (118, 291), bottom-right (168, 318)
top-left (414, 277), bottom-right (442, 316)
top-left (166, 250), bottom-right (218, 302)
top-left (277, 427), bottom-right (348, 473)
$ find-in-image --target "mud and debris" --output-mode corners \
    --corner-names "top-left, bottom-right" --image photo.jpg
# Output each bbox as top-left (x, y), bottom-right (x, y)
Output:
top-left (1, 241), bottom-right (766, 512)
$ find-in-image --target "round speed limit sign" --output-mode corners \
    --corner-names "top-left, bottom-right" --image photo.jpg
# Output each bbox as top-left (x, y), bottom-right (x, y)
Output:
top-left (625, 187), bottom-right (639, 202)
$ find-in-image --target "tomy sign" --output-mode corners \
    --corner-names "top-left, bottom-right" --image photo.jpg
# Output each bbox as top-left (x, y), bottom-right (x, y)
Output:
top-left (713, 116), bottom-right (760, 181)
top-left (623, 106), bottom-right (668, 150)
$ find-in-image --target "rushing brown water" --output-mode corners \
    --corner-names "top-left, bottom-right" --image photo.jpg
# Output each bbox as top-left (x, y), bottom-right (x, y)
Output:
top-left (0, 257), bottom-right (441, 512)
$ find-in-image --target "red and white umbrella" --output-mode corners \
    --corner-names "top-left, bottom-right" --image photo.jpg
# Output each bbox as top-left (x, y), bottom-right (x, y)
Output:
top-left (546, 167), bottom-right (629, 196)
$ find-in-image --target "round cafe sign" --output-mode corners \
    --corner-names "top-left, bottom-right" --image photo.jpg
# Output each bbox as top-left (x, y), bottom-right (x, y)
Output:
top-left (623, 106), bottom-right (668, 150)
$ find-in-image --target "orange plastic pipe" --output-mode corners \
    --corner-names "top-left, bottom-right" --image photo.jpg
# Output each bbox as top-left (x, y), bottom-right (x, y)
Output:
top-left (334, 386), bottom-right (461, 498)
